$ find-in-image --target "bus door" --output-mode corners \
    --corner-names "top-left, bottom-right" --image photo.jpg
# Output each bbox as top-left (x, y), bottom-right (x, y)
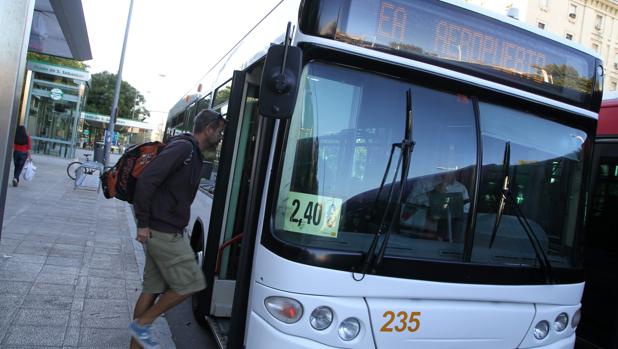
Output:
top-left (197, 67), bottom-right (263, 345)
top-left (579, 140), bottom-right (618, 349)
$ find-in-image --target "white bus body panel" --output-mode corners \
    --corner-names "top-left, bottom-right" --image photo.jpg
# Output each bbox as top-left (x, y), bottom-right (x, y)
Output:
top-left (246, 248), bottom-right (582, 348)
top-left (254, 247), bottom-right (583, 305)
top-left (187, 191), bottom-right (213, 243)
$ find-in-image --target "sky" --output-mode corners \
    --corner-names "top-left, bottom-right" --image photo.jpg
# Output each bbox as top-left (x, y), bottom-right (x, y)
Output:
top-left (81, 0), bottom-right (281, 128)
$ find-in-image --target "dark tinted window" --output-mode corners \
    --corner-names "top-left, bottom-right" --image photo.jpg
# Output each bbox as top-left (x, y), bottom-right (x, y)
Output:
top-left (472, 102), bottom-right (588, 268)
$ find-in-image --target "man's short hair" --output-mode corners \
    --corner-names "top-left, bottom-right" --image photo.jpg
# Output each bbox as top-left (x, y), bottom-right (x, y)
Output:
top-left (193, 109), bottom-right (224, 134)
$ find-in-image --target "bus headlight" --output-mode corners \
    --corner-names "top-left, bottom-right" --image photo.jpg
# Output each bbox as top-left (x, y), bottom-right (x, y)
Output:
top-left (264, 296), bottom-right (303, 324)
top-left (534, 320), bottom-right (550, 340)
top-left (310, 306), bottom-right (333, 330)
top-left (338, 317), bottom-right (361, 341)
top-left (572, 309), bottom-right (581, 329)
top-left (554, 313), bottom-right (568, 332)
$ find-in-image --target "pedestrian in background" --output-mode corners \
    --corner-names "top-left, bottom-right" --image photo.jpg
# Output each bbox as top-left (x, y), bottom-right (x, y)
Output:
top-left (129, 109), bottom-right (226, 349)
top-left (12, 125), bottom-right (31, 187)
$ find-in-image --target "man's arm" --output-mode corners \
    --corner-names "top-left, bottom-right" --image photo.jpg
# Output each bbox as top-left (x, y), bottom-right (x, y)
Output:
top-left (133, 140), bottom-right (193, 229)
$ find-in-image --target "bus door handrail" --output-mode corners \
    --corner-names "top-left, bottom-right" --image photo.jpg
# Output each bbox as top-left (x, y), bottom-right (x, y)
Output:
top-left (215, 233), bottom-right (244, 275)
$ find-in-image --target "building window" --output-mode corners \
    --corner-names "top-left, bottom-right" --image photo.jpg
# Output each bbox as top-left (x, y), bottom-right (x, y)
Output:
top-left (565, 33), bottom-right (573, 40)
top-left (540, 0), bottom-right (549, 10)
top-left (538, 22), bottom-right (546, 30)
top-left (569, 4), bottom-right (577, 19)
top-left (612, 81), bottom-right (617, 91)
top-left (595, 14), bottom-right (604, 30)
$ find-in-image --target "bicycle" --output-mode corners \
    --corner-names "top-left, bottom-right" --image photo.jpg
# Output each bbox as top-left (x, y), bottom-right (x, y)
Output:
top-left (66, 153), bottom-right (98, 180)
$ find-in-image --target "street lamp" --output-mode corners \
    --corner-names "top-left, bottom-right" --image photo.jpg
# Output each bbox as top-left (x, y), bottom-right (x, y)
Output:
top-left (103, 0), bottom-right (135, 167)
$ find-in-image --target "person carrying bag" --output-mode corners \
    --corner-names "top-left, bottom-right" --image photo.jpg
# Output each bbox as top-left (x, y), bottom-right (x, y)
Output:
top-left (12, 125), bottom-right (31, 187)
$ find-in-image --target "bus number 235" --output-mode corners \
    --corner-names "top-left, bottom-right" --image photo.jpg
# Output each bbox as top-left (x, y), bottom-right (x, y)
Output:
top-left (380, 311), bottom-right (421, 333)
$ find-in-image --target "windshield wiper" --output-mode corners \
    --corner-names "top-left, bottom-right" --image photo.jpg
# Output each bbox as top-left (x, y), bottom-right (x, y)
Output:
top-left (489, 142), bottom-right (510, 248)
top-left (354, 89), bottom-right (415, 280)
top-left (488, 142), bottom-right (554, 284)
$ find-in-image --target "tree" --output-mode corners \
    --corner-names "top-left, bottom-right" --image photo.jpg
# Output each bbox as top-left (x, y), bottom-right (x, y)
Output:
top-left (84, 71), bottom-right (150, 121)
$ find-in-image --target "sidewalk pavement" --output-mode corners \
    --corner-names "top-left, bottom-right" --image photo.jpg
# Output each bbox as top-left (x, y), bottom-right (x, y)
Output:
top-left (0, 154), bottom-right (175, 348)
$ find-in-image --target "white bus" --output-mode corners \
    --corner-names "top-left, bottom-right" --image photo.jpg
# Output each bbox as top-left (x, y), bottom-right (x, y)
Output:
top-left (166, 0), bottom-right (603, 348)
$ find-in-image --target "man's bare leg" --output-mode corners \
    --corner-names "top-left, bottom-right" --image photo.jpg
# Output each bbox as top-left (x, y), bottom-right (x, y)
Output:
top-left (136, 289), bottom-right (191, 326)
top-left (130, 292), bottom-right (158, 349)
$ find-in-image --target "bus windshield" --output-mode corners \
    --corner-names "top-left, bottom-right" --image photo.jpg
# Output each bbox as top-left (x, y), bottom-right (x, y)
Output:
top-left (273, 62), bottom-right (588, 271)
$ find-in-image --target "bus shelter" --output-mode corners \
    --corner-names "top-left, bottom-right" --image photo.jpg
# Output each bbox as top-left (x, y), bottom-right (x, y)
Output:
top-left (20, 60), bottom-right (90, 158)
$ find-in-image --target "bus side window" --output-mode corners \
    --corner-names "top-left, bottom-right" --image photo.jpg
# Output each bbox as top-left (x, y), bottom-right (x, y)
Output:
top-left (197, 93), bottom-right (212, 114)
top-left (213, 80), bottom-right (232, 116)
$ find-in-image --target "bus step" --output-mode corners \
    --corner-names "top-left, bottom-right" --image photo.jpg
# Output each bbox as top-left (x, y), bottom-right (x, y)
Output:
top-left (206, 316), bottom-right (229, 349)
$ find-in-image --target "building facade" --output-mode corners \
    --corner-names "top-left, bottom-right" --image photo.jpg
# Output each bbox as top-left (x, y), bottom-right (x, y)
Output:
top-left (79, 112), bottom-right (153, 151)
top-left (466, 0), bottom-right (618, 92)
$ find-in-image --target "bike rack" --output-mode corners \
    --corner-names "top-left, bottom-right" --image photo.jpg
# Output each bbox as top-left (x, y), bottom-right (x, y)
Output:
top-left (74, 161), bottom-right (104, 192)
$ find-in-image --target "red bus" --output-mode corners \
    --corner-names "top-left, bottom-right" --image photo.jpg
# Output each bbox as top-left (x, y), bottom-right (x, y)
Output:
top-left (578, 93), bottom-right (618, 349)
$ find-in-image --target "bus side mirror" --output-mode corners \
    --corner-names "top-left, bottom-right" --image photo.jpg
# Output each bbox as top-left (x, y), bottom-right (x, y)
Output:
top-left (259, 44), bottom-right (302, 119)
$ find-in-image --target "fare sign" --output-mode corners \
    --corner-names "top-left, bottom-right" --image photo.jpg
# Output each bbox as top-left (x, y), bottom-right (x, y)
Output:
top-left (283, 192), bottom-right (342, 238)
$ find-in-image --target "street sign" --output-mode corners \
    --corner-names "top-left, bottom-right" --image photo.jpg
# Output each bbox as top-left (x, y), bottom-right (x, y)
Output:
top-left (50, 88), bottom-right (63, 101)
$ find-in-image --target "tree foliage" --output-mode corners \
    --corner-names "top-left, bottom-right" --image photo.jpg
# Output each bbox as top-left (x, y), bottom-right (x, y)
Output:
top-left (27, 52), bottom-right (89, 70)
top-left (84, 71), bottom-right (150, 121)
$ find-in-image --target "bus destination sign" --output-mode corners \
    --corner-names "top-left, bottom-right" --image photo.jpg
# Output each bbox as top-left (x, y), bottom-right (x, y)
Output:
top-left (326, 0), bottom-right (599, 109)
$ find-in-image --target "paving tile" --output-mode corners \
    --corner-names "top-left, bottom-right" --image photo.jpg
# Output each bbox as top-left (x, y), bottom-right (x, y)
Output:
top-left (71, 298), bottom-right (84, 312)
top-left (46, 256), bottom-right (83, 267)
top-left (0, 306), bottom-right (18, 325)
top-left (83, 299), bottom-right (129, 314)
top-left (87, 277), bottom-right (125, 288)
top-left (21, 294), bottom-right (73, 310)
top-left (52, 243), bottom-right (86, 252)
top-left (55, 237), bottom-right (88, 247)
top-left (0, 245), bottom-right (16, 255)
top-left (12, 245), bottom-right (51, 256)
top-left (1, 261), bottom-right (44, 274)
top-left (63, 326), bottom-right (80, 346)
top-left (86, 268), bottom-right (125, 279)
top-left (93, 247), bottom-right (122, 255)
top-left (48, 249), bottom-right (84, 258)
top-left (35, 272), bottom-right (77, 285)
top-left (0, 281), bottom-right (32, 295)
top-left (0, 269), bottom-right (39, 282)
top-left (29, 283), bottom-right (76, 297)
top-left (41, 265), bottom-right (79, 275)
top-left (0, 238), bottom-right (22, 246)
top-left (14, 308), bottom-right (70, 326)
top-left (85, 287), bottom-right (126, 300)
top-left (1, 253), bottom-right (47, 264)
top-left (68, 311), bottom-right (81, 327)
top-left (18, 241), bottom-right (53, 249)
top-left (81, 311), bottom-right (130, 329)
top-left (2, 325), bottom-right (65, 346)
top-left (78, 327), bottom-right (129, 347)
top-left (22, 233), bottom-right (59, 243)
top-left (0, 294), bottom-right (23, 309)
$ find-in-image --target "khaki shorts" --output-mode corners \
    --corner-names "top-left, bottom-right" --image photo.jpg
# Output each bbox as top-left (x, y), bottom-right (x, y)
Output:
top-left (142, 229), bottom-right (206, 295)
